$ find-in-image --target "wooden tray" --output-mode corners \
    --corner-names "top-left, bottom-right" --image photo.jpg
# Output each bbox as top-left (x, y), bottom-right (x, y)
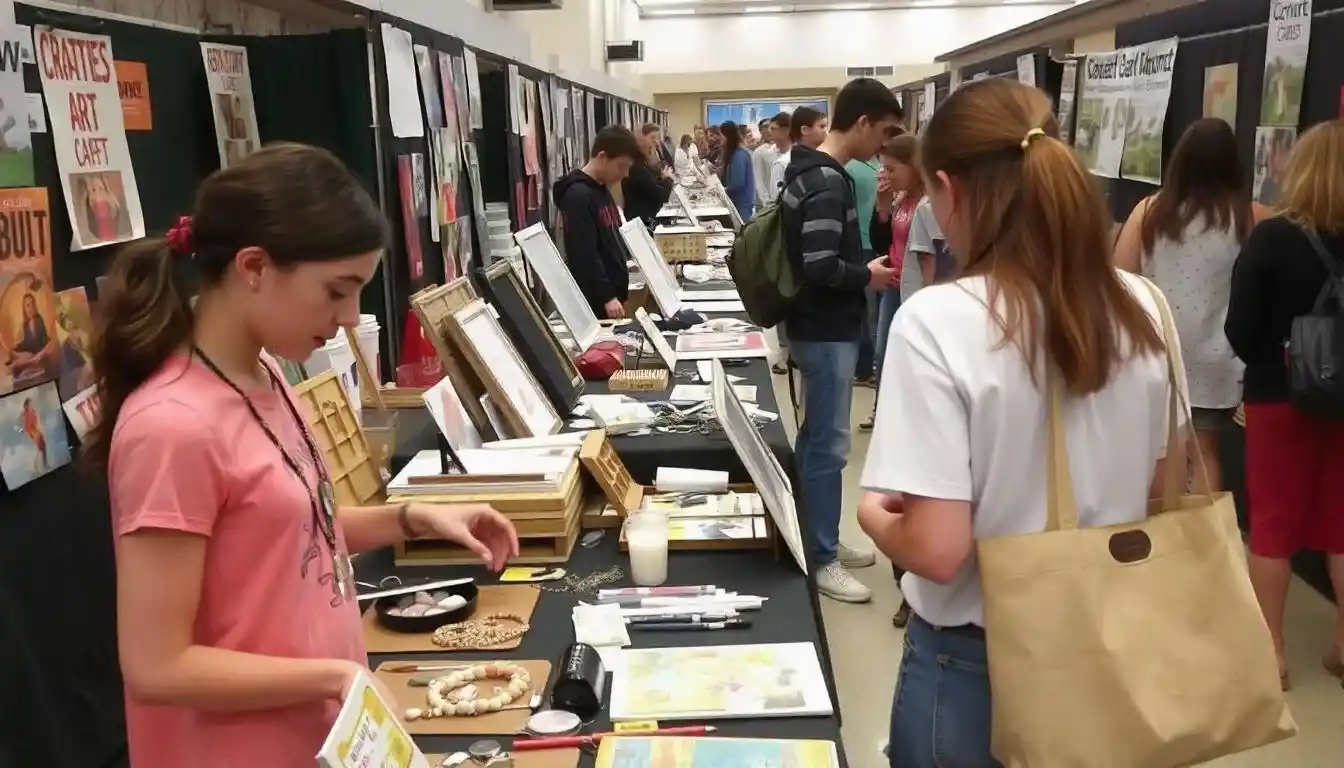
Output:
top-left (375, 658), bottom-right (550, 735)
top-left (399, 495), bottom-right (587, 567)
top-left (389, 457), bottom-right (583, 516)
top-left (578, 430), bottom-right (642, 515)
top-left (361, 584), bottom-right (541, 653)
top-left (427, 750), bottom-right (579, 768)
top-left (294, 372), bottom-right (385, 507)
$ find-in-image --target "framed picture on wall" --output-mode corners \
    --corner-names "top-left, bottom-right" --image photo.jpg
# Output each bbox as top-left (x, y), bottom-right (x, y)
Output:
top-left (703, 96), bottom-right (831, 136)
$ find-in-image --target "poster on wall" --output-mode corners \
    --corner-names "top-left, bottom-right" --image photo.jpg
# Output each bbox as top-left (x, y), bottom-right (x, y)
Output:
top-left (919, 82), bottom-right (935, 133)
top-left (36, 27), bottom-right (145, 250)
top-left (1017, 54), bottom-right (1036, 88)
top-left (62, 383), bottom-right (100, 441)
top-left (1056, 60), bottom-right (1079, 144)
top-left (201, 44), bottom-right (259, 168)
top-left (703, 96), bottom-right (830, 133)
top-left (412, 46), bottom-right (443, 243)
top-left (0, 380), bottom-right (71, 489)
top-left (1074, 37), bottom-right (1178, 181)
top-left (0, 187), bottom-right (56, 397)
top-left (380, 24), bottom-right (423, 139)
top-left (53, 286), bottom-right (94, 401)
top-left (1253, 126), bottom-right (1296, 204)
top-left (463, 47), bottom-right (483, 131)
top-left (1260, 0), bottom-right (1311, 127)
top-left (1202, 64), bottom-right (1238, 129)
top-left (114, 61), bottom-right (152, 132)
top-left (0, 13), bottom-right (33, 187)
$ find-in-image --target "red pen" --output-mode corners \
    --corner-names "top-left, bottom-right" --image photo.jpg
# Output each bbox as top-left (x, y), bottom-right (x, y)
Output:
top-left (512, 724), bottom-right (717, 751)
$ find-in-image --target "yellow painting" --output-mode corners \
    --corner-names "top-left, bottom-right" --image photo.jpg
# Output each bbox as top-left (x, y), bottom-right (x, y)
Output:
top-left (596, 736), bottom-right (839, 768)
top-left (1203, 64), bottom-right (1238, 129)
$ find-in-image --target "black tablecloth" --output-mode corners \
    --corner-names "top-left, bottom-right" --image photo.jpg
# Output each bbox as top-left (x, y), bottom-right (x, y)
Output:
top-left (355, 540), bottom-right (847, 766)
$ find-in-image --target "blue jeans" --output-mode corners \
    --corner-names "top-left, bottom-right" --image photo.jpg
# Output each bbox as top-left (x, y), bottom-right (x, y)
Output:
top-left (856, 253), bottom-right (878, 377)
top-left (874, 288), bottom-right (901, 384)
top-left (790, 339), bottom-right (858, 565)
top-left (888, 615), bottom-right (999, 768)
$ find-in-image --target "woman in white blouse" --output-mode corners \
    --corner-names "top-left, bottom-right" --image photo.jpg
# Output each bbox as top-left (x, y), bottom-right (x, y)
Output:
top-left (674, 134), bottom-right (696, 179)
top-left (860, 78), bottom-right (1187, 767)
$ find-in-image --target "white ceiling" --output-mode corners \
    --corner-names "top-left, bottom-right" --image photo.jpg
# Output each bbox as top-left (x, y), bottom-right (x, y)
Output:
top-left (635, 0), bottom-right (1071, 18)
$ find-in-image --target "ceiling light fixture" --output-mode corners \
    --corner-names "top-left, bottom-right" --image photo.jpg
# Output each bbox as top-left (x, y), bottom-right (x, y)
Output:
top-left (826, 2), bottom-right (877, 8)
top-left (910, 0), bottom-right (956, 6)
top-left (744, 4), bottom-right (786, 11)
top-left (644, 7), bottom-right (698, 14)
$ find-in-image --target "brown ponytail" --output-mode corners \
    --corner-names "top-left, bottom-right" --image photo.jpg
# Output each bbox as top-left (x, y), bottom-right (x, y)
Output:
top-left (920, 79), bottom-right (1163, 395)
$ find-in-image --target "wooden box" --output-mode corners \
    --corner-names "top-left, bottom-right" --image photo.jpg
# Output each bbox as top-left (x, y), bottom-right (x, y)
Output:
top-left (655, 231), bottom-right (708, 263)
top-left (608, 369), bottom-right (668, 392)
top-left (293, 372), bottom-right (385, 507)
top-left (409, 278), bottom-right (495, 439)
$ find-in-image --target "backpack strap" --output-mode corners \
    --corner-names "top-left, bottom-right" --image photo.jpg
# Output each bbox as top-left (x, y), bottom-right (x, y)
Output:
top-left (1300, 226), bottom-right (1344, 311)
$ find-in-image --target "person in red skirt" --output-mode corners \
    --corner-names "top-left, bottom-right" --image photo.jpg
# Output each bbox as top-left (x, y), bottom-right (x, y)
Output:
top-left (1226, 119), bottom-right (1344, 691)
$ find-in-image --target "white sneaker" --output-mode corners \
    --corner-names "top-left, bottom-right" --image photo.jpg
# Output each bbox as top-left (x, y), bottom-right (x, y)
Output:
top-left (838, 542), bottom-right (876, 568)
top-left (816, 561), bottom-right (873, 603)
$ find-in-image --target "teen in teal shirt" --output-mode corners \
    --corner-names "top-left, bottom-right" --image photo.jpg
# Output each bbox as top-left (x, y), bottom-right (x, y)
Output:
top-left (847, 158), bottom-right (880, 382)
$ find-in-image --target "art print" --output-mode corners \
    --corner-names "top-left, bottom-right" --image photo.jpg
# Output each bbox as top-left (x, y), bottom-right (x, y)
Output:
top-left (421, 374), bottom-right (482, 452)
top-left (0, 187), bottom-right (56, 396)
top-left (455, 302), bottom-right (559, 438)
top-left (199, 43), bottom-right (261, 168)
top-left (0, 10), bottom-right (34, 187)
top-left (412, 45), bottom-right (443, 131)
top-left (396, 155), bottom-right (424, 281)
top-left (1261, 0), bottom-right (1311, 127)
top-left (1254, 126), bottom-right (1296, 205)
top-left (1202, 63), bottom-right (1238, 129)
top-left (61, 383), bottom-right (100, 441)
top-left (595, 736), bottom-right (839, 768)
top-left (53, 287), bottom-right (94, 400)
top-left (0, 380), bottom-right (70, 489)
top-left (36, 26), bottom-right (144, 250)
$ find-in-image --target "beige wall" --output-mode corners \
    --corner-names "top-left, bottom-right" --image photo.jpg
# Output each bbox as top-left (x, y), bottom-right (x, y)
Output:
top-left (1072, 28), bottom-right (1117, 54)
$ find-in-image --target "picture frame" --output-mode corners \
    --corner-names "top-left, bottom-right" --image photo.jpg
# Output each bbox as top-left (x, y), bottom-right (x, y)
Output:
top-left (477, 260), bottom-right (583, 414)
top-left (620, 219), bottom-right (682, 316)
top-left (706, 174), bottom-right (745, 232)
top-left (447, 299), bottom-right (562, 438)
top-left (711, 360), bottom-right (805, 574)
top-left (671, 185), bottom-right (701, 228)
top-left (633, 307), bottom-right (678, 370)
top-left (409, 277), bottom-right (497, 440)
top-left (514, 223), bottom-right (601, 350)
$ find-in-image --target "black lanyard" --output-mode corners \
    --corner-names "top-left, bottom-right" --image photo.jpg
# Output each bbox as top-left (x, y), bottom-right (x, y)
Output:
top-left (193, 349), bottom-right (338, 556)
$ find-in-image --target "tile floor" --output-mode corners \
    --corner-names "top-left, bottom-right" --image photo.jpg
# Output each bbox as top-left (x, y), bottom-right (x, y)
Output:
top-left (771, 376), bottom-right (1344, 768)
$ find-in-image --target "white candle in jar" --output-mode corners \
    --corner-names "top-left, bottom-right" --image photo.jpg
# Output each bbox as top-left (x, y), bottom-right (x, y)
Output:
top-left (625, 511), bottom-right (670, 586)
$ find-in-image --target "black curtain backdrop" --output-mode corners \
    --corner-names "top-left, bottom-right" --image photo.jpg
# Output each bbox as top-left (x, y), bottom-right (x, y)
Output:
top-left (0, 9), bottom-right (378, 766)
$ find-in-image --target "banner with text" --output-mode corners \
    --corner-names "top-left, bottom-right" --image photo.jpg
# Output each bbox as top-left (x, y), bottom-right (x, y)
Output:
top-left (36, 27), bottom-right (144, 250)
top-left (201, 43), bottom-right (260, 169)
top-left (0, 187), bottom-right (57, 396)
top-left (1261, 0), bottom-right (1312, 127)
top-left (1075, 38), bottom-right (1179, 182)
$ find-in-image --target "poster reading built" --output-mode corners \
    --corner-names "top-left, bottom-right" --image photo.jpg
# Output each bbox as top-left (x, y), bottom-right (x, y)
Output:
top-left (0, 187), bottom-right (58, 396)
top-left (1075, 38), bottom-right (1178, 182)
top-left (201, 43), bottom-right (260, 169)
top-left (1261, 0), bottom-right (1312, 127)
top-left (35, 27), bottom-right (144, 250)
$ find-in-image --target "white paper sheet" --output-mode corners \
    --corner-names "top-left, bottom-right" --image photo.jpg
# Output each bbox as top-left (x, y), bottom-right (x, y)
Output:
top-left (379, 24), bottom-right (423, 138)
top-left (686, 300), bottom-right (746, 313)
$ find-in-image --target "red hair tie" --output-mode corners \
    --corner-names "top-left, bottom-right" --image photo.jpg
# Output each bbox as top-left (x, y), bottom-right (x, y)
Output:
top-left (165, 215), bottom-right (194, 255)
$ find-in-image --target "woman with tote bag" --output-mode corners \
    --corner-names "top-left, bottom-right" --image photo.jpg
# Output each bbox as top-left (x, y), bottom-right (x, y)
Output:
top-left (859, 78), bottom-right (1293, 768)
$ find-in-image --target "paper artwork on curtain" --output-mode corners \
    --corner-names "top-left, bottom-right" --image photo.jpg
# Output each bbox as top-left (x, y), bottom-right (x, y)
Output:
top-left (919, 82), bottom-right (935, 133)
top-left (200, 44), bottom-right (259, 169)
top-left (506, 64), bottom-right (521, 136)
top-left (380, 24), bottom-right (423, 139)
top-left (1202, 64), bottom-right (1238, 130)
top-left (1075, 38), bottom-right (1178, 182)
top-left (1260, 0), bottom-right (1311, 127)
top-left (1017, 54), bottom-right (1036, 87)
top-left (449, 54), bottom-right (472, 138)
top-left (0, 380), bottom-right (70, 489)
top-left (1253, 126), bottom-right (1296, 205)
top-left (1056, 60), bottom-right (1079, 145)
top-left (53, 286), bottom-right (94, 401)
top-left (413, 45), bottom-right (444, 131)
top-left (462, 47), bottom-right (483, 130)
top-left (0, 187), bottom-right (56, 397)
top-left (457, 213), bottom-right (474, 269)
top-left (0, 13), bottom-right (34, 187)
top-left (24, 92), bottom-right (43, 134)
top-left (61, 383), bottom-right (99, 441)
top-left (397, 154), bottom-right (425, 281)
top-left (36, 27), bottom-right (144, 251)
top-left (114, 61), bottom-right (152, 132)
top-left (436, 52), bottom-right (461, 148)
top-left (523, 81), bottom-right (540, 177)
top-left (464, 143), bottom-right (488, 260)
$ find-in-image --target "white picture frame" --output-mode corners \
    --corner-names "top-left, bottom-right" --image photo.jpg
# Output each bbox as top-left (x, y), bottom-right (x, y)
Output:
top-left (620, 219), bottom-right (682, 316)
top-left (421, 375), bottom-right (483, 453)
top-left (634, 307), bottom-right (678, 369)
top-left (711, 360), bottom-right (806, 574)
top-left (707, 174), bottom-right (745, 232)
top-left (514, 223), bottom-right (601, 349)
top-left (672, 185), bottom-right (701, 228)
top-left (450, 300), bottom-right (562, 438)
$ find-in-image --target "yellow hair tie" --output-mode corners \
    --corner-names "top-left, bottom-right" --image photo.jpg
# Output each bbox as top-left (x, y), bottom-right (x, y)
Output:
top-left (1020, 127), bottom-right (1046, 151)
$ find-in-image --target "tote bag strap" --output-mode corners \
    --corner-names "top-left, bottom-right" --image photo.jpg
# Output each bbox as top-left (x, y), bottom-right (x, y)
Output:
top-left (1135, 275), bottom-right (1216, 510)
top-left (1045, 364), bottom-right (1081, 531)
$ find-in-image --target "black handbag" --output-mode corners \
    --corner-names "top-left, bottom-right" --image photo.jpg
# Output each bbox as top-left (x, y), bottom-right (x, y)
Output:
top-left (1287, 227), bottom-right (1344, 419)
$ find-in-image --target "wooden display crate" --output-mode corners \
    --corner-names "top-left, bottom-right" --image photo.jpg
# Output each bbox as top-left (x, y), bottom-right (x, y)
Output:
top-left (409, 278), bottom-right (496, 440)
top-left (395, 489), bottom-right (595, 567)
top-left (655, 231), bottom-right (708, 263)
top-left (293, 372), bottom-right (385, 507)
top-left (608, 369), bottom-right (668, 392)
top-left (387, 455), bottom-right (583, 518)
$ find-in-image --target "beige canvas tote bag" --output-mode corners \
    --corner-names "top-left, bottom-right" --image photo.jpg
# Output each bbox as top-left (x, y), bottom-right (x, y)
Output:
top-left (976, 278), bottom-right (1296, 767)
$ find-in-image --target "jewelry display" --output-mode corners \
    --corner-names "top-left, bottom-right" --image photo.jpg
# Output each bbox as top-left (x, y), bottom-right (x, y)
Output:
top-left (429, 613), bottom-right (530, 649)
top-left (540, 565), bottom-right (625, 594)
top-left (384, 590), bottom-right (469, 618)
top-left (404, 664), bottom-right (532, 720)
top-left (468, 739), bottom-right (504, 761)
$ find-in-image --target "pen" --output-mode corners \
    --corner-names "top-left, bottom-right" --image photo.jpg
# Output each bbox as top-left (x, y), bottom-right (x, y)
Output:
top-left (626, 613), bottom-right (734, 625)
top-left (513, 725), bottom-right (717, 751)
top-left (599, 585), bottom-right (717, 599)
top-left (633, 618), bottom-right (750, 631)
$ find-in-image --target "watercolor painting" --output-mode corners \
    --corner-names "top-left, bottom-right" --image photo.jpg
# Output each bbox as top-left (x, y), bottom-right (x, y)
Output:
top-left (0, 381), bottom-right (71, 490)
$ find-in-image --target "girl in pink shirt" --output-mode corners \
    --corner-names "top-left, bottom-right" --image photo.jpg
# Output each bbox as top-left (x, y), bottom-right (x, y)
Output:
top-left (85, 144), bottom-right (520, 767)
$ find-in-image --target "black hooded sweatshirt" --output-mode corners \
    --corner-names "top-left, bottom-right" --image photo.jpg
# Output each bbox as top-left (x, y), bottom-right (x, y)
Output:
top-left (778, 144), bottom-right (871, 342)
top-left (554, 169), bottom-right (630, 317)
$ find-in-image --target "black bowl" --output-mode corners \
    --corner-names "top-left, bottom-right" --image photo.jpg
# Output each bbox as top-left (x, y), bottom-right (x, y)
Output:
top-left (374, 582), bottom-right (479, 633)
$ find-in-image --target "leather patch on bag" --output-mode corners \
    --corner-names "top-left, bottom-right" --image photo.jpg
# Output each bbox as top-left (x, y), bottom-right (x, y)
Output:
top-left (1108, 530), bottom-right (1152, 564)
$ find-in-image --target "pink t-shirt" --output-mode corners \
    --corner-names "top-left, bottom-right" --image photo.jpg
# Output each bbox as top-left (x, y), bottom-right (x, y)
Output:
top-left (109, 355), bottom-right (366, 766)
top-left (888, 196), bottom-right (918, 280)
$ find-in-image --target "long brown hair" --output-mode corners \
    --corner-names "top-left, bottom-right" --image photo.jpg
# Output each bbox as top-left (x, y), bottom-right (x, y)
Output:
top-left (881, 134), bottom-right (924, 199)
top-left (1141, 118), bottom-right (1250, 252)
top-left (920, 79), bottom-right (1163, 395)
top-left (85, 143), bottom-right (389, 469)
top-left (718, 121), bottom-right (743, 171)
top-left (1278, 120), bottom-right (1344, 233)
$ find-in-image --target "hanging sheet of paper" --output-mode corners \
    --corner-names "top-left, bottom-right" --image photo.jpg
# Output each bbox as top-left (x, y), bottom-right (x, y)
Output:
top-left (24, 92), bottom-right (42, 133)
top-left (1075, 38), bottom-right (1178, 182)
top-left (380, 24), bottom-right (423, 139)
top-left (114, 61), bottom-right (152, 132)
top-left (36, 26), bottom-right (145, 251)
top-left (506, 64), bottom-right (521, 136)
top-left (0, 8), bottom-right (34, 187)
top-left (1260, 0), bottom-right (1312, 127)
top-left (201, 43), bottom-right (259, 168)
top-left (463, 47), bottom-right (483, 130)
top-left (413, 45), bottom-right (443, 242)
top-left (0, 186), bottom-right (57, 397)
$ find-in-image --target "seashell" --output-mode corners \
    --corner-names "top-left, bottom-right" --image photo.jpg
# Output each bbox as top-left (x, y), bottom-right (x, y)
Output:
top-left (413, 590), bottom-right (437, 605)
top-left (455, 701), bottom-right (474, 716)
top-left (437, 594), bottom-right (468, 610)
top-left (431, 706), bottom-right (444, 717)
top-left (405, 707), bottom-right (423, 720)
top-left (401, 603), bottom-right (431, 617)
top-left (421, 606), bottom-right (447, 616)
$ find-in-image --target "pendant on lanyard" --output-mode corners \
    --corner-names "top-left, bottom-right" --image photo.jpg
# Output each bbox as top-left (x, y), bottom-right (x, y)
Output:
top-left (318, 479), bottom-right (351, 601)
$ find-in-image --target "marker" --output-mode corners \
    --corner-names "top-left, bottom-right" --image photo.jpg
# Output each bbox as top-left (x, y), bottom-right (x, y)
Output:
top-left (632, 618), bottom-right (750, 632)
top-left (513, 725), bottom-right (717, 751)
top-left (598, 585), bottom-right (717, 600)
top-left (626, 613), bottom-right (734, 626)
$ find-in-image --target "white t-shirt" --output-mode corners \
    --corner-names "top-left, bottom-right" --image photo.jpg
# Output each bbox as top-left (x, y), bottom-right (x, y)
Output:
top-left (860, 271), bottom-right (1190, 628)
top-left (768, 147), bottom-right (792, 200)
top-left (752, 144), bottom-right (779, 205)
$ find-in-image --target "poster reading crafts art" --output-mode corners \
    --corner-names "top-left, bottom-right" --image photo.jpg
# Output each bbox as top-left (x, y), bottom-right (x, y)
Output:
top-left (201, 43), bottom-right (260, 169)
top-left (1074, 38), bottom-right (1178, 182)
top-left (1261, 0), bottom-right (1312, 127)
top-left (35, 27), bottom-right (144, 250)
top-left (0, 187), bottom-right (58, 397)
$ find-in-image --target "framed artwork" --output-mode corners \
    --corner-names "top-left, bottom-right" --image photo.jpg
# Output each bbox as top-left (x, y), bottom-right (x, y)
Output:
top-left (633, 308), bottom-right (677, 370)
top-left (408, 277), bottom-right (496, 440)
top-left (671, 186), bottom-right (701, 228)
top-left (619, 219), bottom-right (681, 316)
top-left (421, 374), bottom-right (483, 454)
top-left (478, 260), bottom-right (583, 413)
top-left (514, 223), bottom-right (600, 350)
top-left (706, 174), bottom-right (744, 232)
top-left (447, 299), bottom-right (561, 438)
top-left (703, 97), bottom-right (830, 136)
